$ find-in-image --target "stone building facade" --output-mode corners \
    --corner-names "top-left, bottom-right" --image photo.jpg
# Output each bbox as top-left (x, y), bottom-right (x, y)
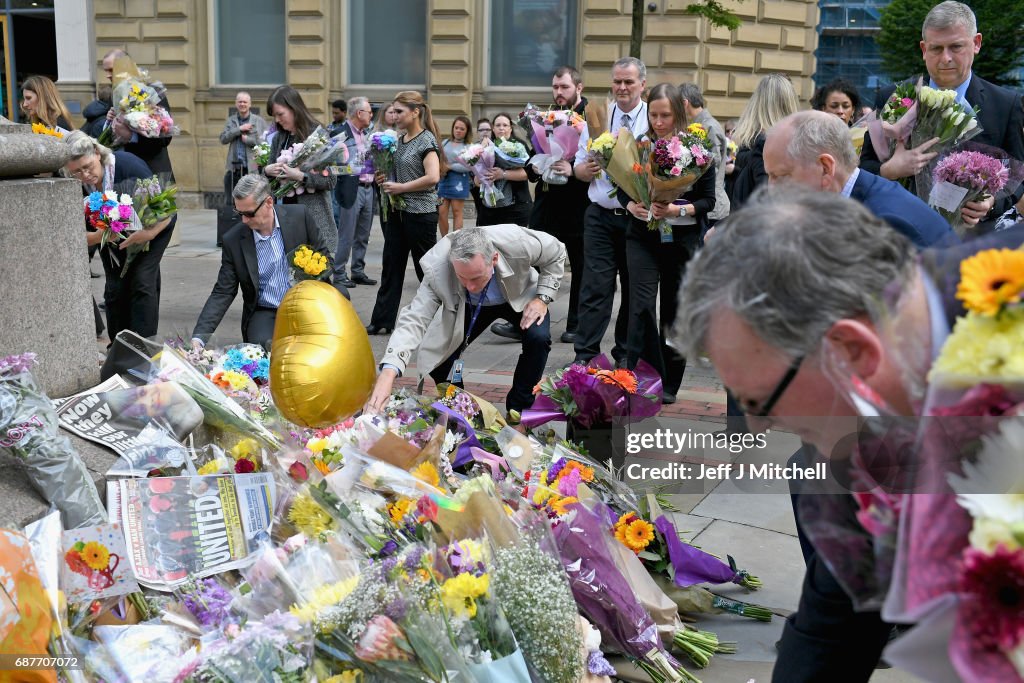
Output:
top-left (56, 0), bottom-right (818, 200)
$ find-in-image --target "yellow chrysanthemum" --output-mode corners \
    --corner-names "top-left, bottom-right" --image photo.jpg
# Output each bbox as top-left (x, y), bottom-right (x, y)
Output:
top-left (440, 572), bottom-right (489, 618)
top-left (388, 498), bottom-right (414, 523)
top-left (411, 462), bottom-right (440, 487)
top-left (623, 519), bottom-right (655, 552)
top-left (687, 123), bottom-right (708, 139)
top-left (956, 249), bottom-right (1024, 316)
top-left (930, 309), bottom-right (1024, 385)
top-left (532, 486), bottom-right (555, 506)
top-left (81, 541), bottom-right (110, 571)
top-left (229, 437), bottom-right (261, 461)
top-left (306, 437), bottom-right (328, 454)
top-left (550, 495), bottom-right (578, 516)
top-left (287, 492), bottom-right (337, 538)
top-left (587, 132), bottom-right (616, 153)
top-left (290, 575), bottom-right (360, 623)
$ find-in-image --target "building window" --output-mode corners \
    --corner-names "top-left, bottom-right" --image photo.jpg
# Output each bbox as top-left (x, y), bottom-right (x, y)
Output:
top-left (214, 0), bottom-right (285, 85)
top-left (349, 0), bottom-right (426, 86)
top-left (489, 0), bottom-right (577, 87)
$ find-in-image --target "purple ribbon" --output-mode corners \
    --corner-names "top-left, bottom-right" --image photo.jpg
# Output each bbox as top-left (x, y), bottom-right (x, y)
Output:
top-left (430, 402), bottom-right (483, 468)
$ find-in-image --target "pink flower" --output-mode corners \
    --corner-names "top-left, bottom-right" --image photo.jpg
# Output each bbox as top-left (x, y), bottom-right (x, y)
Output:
top-left (110, 221), bottom-right (126, 233)
top-left (670, 167), bottom-right (681, 176)
top-left (901, 98), bottom-right (914, 107)
top-left (960, 545), bottom-right (1024, 651)
top-left (667, 138), bottom-right (684, 160)
top-left (355, 615), bottom-right (412, 662)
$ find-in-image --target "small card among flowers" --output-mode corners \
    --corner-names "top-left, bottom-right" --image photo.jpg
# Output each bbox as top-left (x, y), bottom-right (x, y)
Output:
top-left (61, 523), bottom-right (138, 602)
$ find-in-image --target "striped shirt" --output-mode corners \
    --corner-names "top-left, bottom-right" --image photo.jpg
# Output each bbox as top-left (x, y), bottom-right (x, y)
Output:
top-left (254, 213), bottom-right (289, 309)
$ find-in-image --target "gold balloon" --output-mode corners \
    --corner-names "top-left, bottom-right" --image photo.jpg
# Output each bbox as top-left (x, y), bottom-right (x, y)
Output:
top-left (270, 281), bottom-right (376, 428)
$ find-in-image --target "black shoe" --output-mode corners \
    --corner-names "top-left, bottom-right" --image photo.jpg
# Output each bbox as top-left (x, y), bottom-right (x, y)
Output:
top-left (662, 392), bottom-right (677, 405)
top-left (490, 321), bottom-right (523, 341)
top-left (365, 325), bottom-right (392, 335)
top-left (338, 277), bottom-right (356, 288)
top-left (90, 270), bottom-right (101, 278)
top-left (351, 273), bottom-right (377, 285)
top-left (559, 330), bottom-right (577, 344)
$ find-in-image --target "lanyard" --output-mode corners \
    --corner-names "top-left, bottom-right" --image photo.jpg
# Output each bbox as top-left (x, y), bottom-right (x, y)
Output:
top-left (462, 278), bottom-right (490, 352)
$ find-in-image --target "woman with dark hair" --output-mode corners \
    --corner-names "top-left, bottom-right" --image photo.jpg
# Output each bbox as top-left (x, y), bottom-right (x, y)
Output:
top-left (475, 112), bottom-right (532, 227)
top-left (620, 83), bottom-right (715, 404)
top-left (263, 85), bottom-right (338, 256)
top-left (21, 75), bottom-right (72, 130)
top-left (365, 91), bottom-right (445, 335)
top-left (811, 78), bottom-right (862, 127)
top-left (438, 115), bottom-right (473, 236)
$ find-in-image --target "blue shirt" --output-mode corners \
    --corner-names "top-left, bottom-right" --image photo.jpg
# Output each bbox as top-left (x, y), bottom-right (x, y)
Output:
top-left (467, 276), bottom-right (507, 307)
top-left (254, 213), bottom-right (289, 309)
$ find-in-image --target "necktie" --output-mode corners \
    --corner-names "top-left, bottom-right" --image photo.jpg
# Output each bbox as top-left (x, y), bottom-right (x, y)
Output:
top-left (620, 113), bottom-right (631, 131)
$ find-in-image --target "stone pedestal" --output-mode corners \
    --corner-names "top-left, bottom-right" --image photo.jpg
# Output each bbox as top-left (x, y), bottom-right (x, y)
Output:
top-left (0, 177), bottom-right (98, 397)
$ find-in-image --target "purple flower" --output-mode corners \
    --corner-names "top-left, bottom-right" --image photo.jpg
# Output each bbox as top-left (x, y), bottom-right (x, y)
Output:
top-left (403, 545), bottom-right (425, 571)
top-left (588, 650), bottom-right (617, 677)
top-left (934, 151), bottom-right (1010, 196)
top-left (0, 353), bottom-right (37, 376)
top-left (547, 457), bottom-right (568, 484)
top-left (379, 540), bottom-right (399, 558)
top-left (181, 577), bottom-right (235, 628)
top-left (383, 595), bottom-right (408, 622)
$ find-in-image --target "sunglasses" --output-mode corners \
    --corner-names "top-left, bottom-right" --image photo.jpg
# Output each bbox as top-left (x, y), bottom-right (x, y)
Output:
top-left (233, 198), bottom-right (267, 219)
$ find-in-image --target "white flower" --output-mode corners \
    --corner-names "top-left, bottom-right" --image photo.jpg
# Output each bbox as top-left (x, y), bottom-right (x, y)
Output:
top-left (1009, 644), bottom-right (1024, 680)
top-left (967, 516), bottom-right (1021, 552)
top-left (949, 419), bottom-right (1024, 503)
top-left (119, 193), bottom-right (132, 205)
top-left (953, 111), bottom-right (965, 127)
top-left (103, 190), bottom-right (117, 201)
top-left (965, 117), bottom-right (979, 131)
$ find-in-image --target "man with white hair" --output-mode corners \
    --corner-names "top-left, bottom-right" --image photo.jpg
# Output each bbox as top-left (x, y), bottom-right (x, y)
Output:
top-left (763, 110), bottom-right (956, 248)
top-left (366, 226), bottom-right (565, 416)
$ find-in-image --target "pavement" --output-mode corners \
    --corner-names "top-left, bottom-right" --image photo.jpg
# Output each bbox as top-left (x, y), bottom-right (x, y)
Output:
top-left (9, 209), bottom-right (922, 682)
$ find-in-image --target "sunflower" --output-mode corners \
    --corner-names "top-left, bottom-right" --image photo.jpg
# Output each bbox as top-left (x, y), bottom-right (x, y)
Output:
top-left (411, 462), bottom-right (440, 487)
top-left (623, 519), bottom-right (655, 552)
top-left (81, 541), bottom-right (110, 571)
top-left (956, 248), bottom-right (1024, 316)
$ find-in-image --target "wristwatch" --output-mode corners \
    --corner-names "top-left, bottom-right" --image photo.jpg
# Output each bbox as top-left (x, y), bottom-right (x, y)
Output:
top-left (537, 294), bottom-right (554, 305)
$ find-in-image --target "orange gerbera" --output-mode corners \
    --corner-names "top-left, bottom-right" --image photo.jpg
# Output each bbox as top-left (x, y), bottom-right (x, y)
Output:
top-left (557, 460), bottom-right (595, 483)
top-left (614, 523), bottom-right (631, 548)
top-left (595, 368), bottom-right (639, 393)
top-left (956, 248), bottom-right (1024, 316)
top-left (615, 512), bottom-right (638, 529)
top-left (623, 518), bottom-right (655, 552)
top-left (550, 495), bottom-right (579, 516)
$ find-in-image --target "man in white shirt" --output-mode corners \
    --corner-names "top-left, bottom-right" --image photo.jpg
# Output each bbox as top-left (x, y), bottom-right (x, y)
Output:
top-left (572, 57), bottom-right (648, 365)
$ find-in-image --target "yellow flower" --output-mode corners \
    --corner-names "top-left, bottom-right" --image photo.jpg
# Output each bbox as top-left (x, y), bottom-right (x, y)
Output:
top-left (229, 437), bottom-right (260, 461)
top-left (81, 541), bottom-right (110, 570)
top-left (306, 437), bottom-right (328, 454)
top-left (388, 498), bottom-right (413, 523)
top-left (623, 518), bottom-right (655, 552)
top-left (290, 576), bottom-right (360, 623)
top-left (532, 486), bottom-right (555, 506)
top-left (312, 458), bottom-right (332, 476)
top-left (445, 384), bottom-right (459, 399)
top-left (197, 459), bottom-right (225, 475)
top-left (288, 492), bottom-right (337, 538)
top-left (687, 123), bottom-right (708, 139)
top-left (956, 248), bottom-right (1024, 316)
top-left (588, 132), bottom-right (616, 154)
top-left (614, 522), bottom-right (631, 549)
top-left (411, 462), bottom-right (440, 487)
top-left (930, 309), bottom-right (1024, 385)
top-left (324, 673), bottom-right (363, 683)
top-left (440, 572), bottom-right (489, 618)
top-left (969, 517), bottom-right (1022, 553)
top-left (550, 495), bottom-right (578, 516)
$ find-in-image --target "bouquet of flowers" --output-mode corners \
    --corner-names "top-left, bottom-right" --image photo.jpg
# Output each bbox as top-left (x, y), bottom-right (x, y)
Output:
top-left (521, 104), bottom-right (586, 185)
top-left (253, 139), bottom-right (272, 169)
top-left (870, 81), bottom-right (919, 161)
top-left (132, 174), bottom-right (178, 228)
top-left (0, 353), bottom-right (106, 528)
top-left (368, 129), bottom-right (404, 220)
top-left (911, 85), bottom-right (980, 149)
top-left (85, 190), bottom-right (136, 248)
top-left (587, 131), bottom-right (617, 173)
top-left (929, 150), bottom-right (1012, 237)
top-left (520, 354), bottom-right (662, 430)
top-left (459, 142), bottom-right (505, 208)
top-left (99, 76), bottom-right (178, 147)
top-left (604, 129), bottom-right (653, 209)
top-left (493, 138), bottom-right (530, 169)
top-left (31, 122), bottom-right (65, 138)
top-left (286, 244), bottom-right (330, 282)
top-left (645, 124), bottom-right (715, 232)
top-left (270, 125), bottom-right (348, 199)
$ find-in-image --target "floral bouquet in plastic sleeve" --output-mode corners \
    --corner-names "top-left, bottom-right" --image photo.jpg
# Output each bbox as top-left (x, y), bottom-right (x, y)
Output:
top-left (286, 244), bottom-right (330, 283)
top-left (0, 353), bottom-right (105, 528)
top-left (270, 125), bottom-right (348, 199)
top-left (369, 129), bottom-right (404, 220)
top-left (646, 123), bottom-right (715, 233)
top-left (459, 142), bottom-right (506, 208)
top-left (928, 144), bottom-right (1024, 238)
top-left (522, 104), bottom-right (586, 185)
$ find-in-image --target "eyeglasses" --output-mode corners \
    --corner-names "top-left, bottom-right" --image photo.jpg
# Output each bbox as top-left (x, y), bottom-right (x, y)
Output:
top-left (742, 354), bottom-right (805, 418)
top-left (67, 157), bottom-right (99, 179)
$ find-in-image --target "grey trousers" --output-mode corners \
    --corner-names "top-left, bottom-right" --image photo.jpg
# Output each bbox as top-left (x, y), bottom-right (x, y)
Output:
top-left (335, 184), bottom-right (374, 279)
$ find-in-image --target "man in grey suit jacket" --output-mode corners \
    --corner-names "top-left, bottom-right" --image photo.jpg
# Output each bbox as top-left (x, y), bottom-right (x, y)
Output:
top-left (365, 225), bottom-right (566, 415)
top-left (220, 92), bottom-right (269, 198)
top-left (192, 174), bottom-right (347, 349)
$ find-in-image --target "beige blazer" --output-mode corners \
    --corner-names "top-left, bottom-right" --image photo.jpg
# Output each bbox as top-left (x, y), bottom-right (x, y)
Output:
top-left (380, 224), bottom-right (566, 377)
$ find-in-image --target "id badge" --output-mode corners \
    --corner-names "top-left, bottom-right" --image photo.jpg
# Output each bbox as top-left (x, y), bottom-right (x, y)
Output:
top-left (659, 222), bottom-right (674, 243)
top-left (447, 359), bottom-right (464, 384)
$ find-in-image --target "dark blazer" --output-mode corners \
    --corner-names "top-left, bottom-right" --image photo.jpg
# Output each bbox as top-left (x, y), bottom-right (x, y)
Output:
top-left (122, 93), bottom-right (175, 178)
top-left (526, 97), bottom-right (591, 239)
top-left (729, 133), bottom-right (766, 210)
top-left (335, 120), bottom-right (363, 209)
top-left (861, 74), bottom-right (1024, 221)
top-left (850, 169), bottom-right (958, 248)
top-left (192, 204), bottom-right (345, 343)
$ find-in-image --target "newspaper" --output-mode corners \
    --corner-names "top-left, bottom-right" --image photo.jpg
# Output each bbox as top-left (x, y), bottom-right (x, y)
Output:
top-left (56, 379), bottom-right (203, 456)
top-left (112, 473), bottom-right (276, 590)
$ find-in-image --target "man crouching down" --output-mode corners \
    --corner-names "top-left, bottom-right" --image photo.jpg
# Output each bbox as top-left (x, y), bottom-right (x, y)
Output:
top-left (364, 225), bottom-right (566, 416)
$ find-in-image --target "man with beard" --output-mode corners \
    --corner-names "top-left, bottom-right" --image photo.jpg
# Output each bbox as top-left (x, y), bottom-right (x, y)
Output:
top-left (491, 66), bottom-right (590, 344)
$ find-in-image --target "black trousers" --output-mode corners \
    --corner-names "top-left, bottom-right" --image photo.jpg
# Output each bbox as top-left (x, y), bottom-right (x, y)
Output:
top-left (430, 303), bottom-right (551, 413)
top-left (100, 216), bottom-right (175, 342)
top-left (624, 223), bottom-right (699, 395)
top-left (369, 210), bottom-right (437, 328)
top-left (246, 307), bottom-right (278, 350)
top-left (573, 204), bottom-right (630, 363)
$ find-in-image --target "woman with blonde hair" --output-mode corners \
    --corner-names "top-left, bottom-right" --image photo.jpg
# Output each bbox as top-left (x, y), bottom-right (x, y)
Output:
top-left (21, 75), bottom-right (72, 130)
top-left (729, 73), bottom-right (800, 208)
top-left (366, 91), bottom-right (446, 335)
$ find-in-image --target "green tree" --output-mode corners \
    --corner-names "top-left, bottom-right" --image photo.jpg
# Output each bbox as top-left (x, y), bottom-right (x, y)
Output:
top-left (631, 0), bottom-right (745, 58)
top-left (877, 0), bottom-right (1024, 87)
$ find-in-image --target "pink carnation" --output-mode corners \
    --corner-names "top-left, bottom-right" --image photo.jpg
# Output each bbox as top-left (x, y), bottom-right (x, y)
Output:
top-left (934, 151), bottom-right (1010, 196)
top-left (960, 545), bottom-right (1024, 651)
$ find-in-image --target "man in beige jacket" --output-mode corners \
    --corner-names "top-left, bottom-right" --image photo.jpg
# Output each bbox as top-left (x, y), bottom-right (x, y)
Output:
top-left (366, 225), bottom-right (566, 415)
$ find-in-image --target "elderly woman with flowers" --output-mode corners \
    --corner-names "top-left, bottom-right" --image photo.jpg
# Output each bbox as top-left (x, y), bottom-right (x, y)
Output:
top-left (63, 130), bottom-right (175, 347)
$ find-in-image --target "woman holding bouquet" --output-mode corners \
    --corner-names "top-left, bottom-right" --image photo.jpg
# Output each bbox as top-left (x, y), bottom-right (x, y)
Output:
top-left (263, 85), bottom-right (338, 256)
top-left (62, 131), bottom-right (175, 345)
top-left (366, 91), bottom-right (445, 335)
top-left (437, 115), bottom-right (473, 236)
top-left (475, 112), bottom-right (533, 227)
top-left (21, 75), bottom-right (73, 131)
top-left (620, 84), bottom-right (715, 403)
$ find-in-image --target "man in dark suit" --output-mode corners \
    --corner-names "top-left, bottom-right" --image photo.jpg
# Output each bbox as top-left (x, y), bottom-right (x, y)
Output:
top-left (673, 185), bottom-right (1024, 680)
top-left (764, 110), bottom-right (957, 248)
top-left (860, 1), bottom-right (1024, 232)
top-left (102, 49), bottom-right (175, 179)
top-left (330, 96), bottom-right (377, 289)
top-left (191, 174), bottom-right (347, 349)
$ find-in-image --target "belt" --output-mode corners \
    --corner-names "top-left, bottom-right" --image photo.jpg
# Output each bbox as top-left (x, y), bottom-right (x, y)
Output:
top-left (359, 181), bottom-right (374, 188)
top-left (605, 207), bottom-right (627, 216)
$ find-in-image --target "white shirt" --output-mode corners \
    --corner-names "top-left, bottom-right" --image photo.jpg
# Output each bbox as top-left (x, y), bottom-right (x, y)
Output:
top-left (575, 99), bottom-right (649, 209)
top-left (840, 167), bottom-right (861, 198)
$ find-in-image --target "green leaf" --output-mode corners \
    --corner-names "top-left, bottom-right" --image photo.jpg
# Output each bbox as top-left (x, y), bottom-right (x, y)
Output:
top-left (638, 550), bottom-right (662, 561)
